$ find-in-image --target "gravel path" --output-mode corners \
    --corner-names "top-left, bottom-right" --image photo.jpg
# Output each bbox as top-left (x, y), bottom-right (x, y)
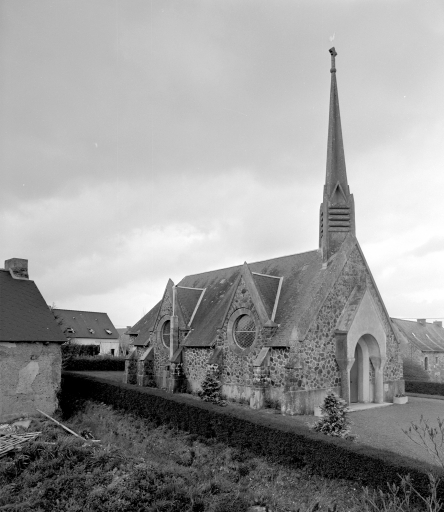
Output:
top-left (68, 371), bottom-right (444, 467)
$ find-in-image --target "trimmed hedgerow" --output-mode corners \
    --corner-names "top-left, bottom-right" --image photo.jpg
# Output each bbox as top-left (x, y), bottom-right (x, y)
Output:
top-left (62, 344), bottom-right (100, 357)
top-left (64, 355), bottom-right (125, 371)
top-left (405, 380), bottom-right (444, 396)
top-left (61, 372), bottom-right (444, 502)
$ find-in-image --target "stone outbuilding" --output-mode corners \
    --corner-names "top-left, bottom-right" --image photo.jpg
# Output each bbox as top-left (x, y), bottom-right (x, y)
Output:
top-left (392, 318), bottom-right (444, 382)
top-left (125, 48), bottom-right (404, 414)
top-left (0, 258), bottom-right (66, 422)
top-left (54, 309), bottom-right (119, 355)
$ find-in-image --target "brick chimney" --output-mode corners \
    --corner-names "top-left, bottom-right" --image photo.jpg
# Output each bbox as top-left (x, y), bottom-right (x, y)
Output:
top-left (417, 318), bottom-right (426, 326)
top-left (433, 321), bottom-right (443, 328)
top-left (5, 258), bottom-right (29, 279)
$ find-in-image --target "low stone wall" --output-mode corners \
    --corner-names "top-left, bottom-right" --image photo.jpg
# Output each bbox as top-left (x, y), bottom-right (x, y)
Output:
top-left (0, 342), bottom-right (61, 422)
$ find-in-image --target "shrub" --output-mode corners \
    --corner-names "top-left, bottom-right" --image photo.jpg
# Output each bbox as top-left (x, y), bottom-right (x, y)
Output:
top-left (403, 359), bottom-right (430, 382)
top-left (198, 364), bottom-right (226, 406)
top-left (64, 355), bottom-right (125, 371)
top-left (312, 392), bottom-right (352, 439)
top-left (61, 372), bottom-right (444, 503)
top-left (62, 344), bottom-right (100, 358)
top-left (405, 380), bottom-right (444, 397)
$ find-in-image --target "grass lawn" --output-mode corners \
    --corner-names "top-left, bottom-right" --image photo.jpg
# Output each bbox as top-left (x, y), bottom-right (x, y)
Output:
top-left (0, 401), bottom-right (379, 512)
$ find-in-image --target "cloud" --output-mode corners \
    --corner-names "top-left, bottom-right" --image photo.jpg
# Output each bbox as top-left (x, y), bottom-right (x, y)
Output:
top-left (408, 238), bottom-right (444, 258)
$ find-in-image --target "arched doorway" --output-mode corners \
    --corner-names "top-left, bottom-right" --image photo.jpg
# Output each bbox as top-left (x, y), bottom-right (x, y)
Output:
top-left (334, 286), bottom-right (387, 405)
top-left (349, 334), bottom-right (381, 403)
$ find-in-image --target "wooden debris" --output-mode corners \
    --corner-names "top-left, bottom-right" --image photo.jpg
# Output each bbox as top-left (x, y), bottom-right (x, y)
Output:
top-left (0, 432), bottom-right (41, 458)
top-left (36, 408), bottom-right (100, 442)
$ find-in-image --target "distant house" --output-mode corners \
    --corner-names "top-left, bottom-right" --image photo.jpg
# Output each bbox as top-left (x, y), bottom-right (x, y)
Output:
top-left (392, 318), bottom-right (444, 382)
top-left (54, 309), bottom-right (119, 355)
top-left (0, 258), bottom-right (66, 422)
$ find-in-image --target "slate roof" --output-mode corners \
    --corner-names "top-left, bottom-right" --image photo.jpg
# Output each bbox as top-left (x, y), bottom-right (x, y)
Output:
top-left (128, 300), bottom-right (161, 346)
top-left (53, 309), bottom-right (118, 339)
top-left (252, 273), bottom-right (281, 320)
top-left (129, 234), bottom-right (388, 349)
top-left (391, 318), bottom-right (444, 353)
top-left (176, 287), bottom-right (204, 325)
top-left (0, 269), bottom-right (66, 343)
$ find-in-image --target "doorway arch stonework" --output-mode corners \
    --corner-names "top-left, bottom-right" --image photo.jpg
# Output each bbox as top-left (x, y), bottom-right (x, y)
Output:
top-left (335, 286), bottom-right (387, 404)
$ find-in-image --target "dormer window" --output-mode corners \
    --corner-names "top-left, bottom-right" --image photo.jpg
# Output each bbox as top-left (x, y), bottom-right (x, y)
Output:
top-left (88, 329), bottom-right (95, 334)
top-left (105, 329), bottom-right (113, 335)
top-left (65, 327), bottom-right (75, 334)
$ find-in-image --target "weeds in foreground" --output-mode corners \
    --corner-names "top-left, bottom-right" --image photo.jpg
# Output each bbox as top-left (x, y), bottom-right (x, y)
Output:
top-left (0, 402), bottom-right (364, 511)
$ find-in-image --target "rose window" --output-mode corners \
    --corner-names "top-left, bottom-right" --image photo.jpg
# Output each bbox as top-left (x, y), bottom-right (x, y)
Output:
top-left (234, 314), bottom-right (256, 349)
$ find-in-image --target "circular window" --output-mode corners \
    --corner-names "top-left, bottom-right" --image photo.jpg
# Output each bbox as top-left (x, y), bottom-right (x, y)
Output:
top-left (162, 320), bottom-right (171, 348)
top-left (234, 314), bottom-right (256, 349)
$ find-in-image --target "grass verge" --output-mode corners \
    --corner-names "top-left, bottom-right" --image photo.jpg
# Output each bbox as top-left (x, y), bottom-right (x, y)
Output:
top-left (0, 401), bottom-right (368, 512)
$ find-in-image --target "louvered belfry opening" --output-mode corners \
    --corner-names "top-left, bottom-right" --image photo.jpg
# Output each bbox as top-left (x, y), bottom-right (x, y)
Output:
top-left (328, 205), bottom-right (351, 232)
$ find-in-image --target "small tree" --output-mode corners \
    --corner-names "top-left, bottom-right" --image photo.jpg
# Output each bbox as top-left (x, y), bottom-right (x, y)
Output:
top-left (198, 364), bottom-right (226, 406)
top-left (312, 391), bottom-right (352, 438)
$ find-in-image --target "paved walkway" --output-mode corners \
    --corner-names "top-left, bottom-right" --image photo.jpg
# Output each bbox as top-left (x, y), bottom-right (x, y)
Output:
top-left (69, 371), bottom-right (444, 467)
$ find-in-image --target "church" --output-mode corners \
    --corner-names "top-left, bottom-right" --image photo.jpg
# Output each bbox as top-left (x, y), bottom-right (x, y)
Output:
top-left (125, 48), bottom-right (404, 415)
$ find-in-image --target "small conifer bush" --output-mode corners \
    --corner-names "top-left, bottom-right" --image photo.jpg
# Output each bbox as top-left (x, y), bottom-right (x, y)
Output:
top-left (198, 364), bottom-right (227, 406)
top-left (312, 392), bottom-right (352, 439)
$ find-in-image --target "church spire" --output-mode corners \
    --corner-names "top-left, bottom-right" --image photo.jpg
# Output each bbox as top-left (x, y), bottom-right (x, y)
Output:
top-left (319, 48), bottom-right (355, 264)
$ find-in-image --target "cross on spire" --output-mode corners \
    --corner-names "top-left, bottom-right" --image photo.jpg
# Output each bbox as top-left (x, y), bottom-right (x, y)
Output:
top-left (329, 47), bottom-right (337, 73)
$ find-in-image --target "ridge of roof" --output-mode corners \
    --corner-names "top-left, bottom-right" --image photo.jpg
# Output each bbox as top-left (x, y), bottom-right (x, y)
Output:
top-left (391, 317), bottom-right (444, 352)
top-left (53, 308), bottom-right (109, 315)
top-left (181, 248), bottom-right (319, 281)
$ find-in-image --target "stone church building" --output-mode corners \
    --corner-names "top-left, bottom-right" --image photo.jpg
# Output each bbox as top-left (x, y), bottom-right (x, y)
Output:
top-left (126, 48), bottom-right (404, 414)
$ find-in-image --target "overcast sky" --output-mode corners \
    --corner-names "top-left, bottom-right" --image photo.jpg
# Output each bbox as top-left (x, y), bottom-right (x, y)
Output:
top-left (1, 1), bottom-right (444, 328)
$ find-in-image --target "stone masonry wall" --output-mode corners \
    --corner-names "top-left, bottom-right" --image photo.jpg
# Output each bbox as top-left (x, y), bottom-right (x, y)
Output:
top-left (181, 245), bottom-right (402, 401)
top-left (0, 342), bottom-right (62, 422)
top-left (284, 246), bottom-right (402, 393)
top-left (216, 277), bottom-right (272, 388)
top-left (182, 347), bottom-right (212, 387)
top-left (424, 352), bottom-right (444, 383)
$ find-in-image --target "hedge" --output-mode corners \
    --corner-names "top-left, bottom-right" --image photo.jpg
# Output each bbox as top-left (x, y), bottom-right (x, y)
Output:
top-left (406, 380), bottom-right (444, 397)
top-left (62, 344), bottom-right (100, 357)
top-left (63, 356), bottom-right (125, 371)
top-left (61, 372), bottom-right (443, 500)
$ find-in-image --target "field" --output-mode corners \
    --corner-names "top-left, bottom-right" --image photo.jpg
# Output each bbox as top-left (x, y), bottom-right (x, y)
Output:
top-left (0, 401), bottom-right (375, 512)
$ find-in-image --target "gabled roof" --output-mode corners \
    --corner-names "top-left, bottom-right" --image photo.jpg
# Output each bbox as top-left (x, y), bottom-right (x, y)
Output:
top-left (0, 269), bottom-right (66, 343)
top-left (54, 309), bottom-right (118, 339)
top-left (252, 272), bottom-right (282, 321)
top-left (176, 286), bottom-right (204, 326)
top-left (336, 284), bottom-right (367, 333)
top-left (134, 232), bottom-right (389, 349)
top-left (391, 318), bottom-right (444, 353)
top-left (127, 300), bottom-right (161, 345)
top-left (180, 234), bottom-right (359, 347)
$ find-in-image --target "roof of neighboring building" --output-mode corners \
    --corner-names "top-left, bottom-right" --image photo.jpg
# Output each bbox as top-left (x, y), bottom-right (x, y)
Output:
top-left (0, 269), bottom-right (67, 343)
top-left (53, 309), bottom-right (118, 339)
top-left (391, 318), bottom-right (444, 353)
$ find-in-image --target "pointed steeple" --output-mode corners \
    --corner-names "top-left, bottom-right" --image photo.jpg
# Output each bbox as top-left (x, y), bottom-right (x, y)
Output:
top-left (319, 48), bottom-right (355, 264)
